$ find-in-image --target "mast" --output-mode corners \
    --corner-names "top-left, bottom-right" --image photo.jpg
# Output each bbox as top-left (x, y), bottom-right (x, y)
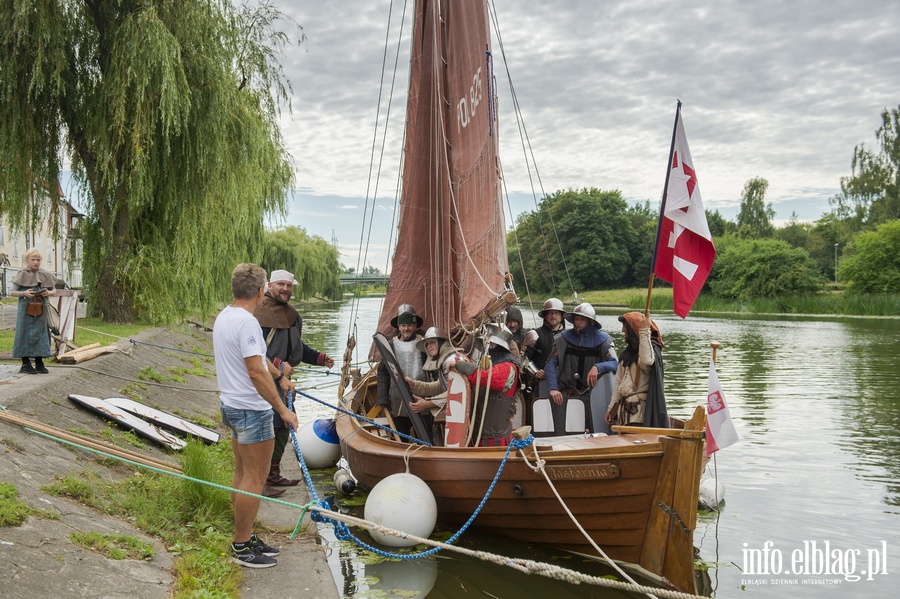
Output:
top-left (377, 0), bottom-right (508, 337)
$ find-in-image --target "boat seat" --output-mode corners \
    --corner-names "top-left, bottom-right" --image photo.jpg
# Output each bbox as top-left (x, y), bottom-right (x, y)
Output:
top-left (366, 404), bottom-right (403, 441)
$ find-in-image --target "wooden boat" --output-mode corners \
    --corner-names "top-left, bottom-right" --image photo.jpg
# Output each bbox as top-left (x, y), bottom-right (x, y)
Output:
top-left (337, 0), bottom-right (706, 593)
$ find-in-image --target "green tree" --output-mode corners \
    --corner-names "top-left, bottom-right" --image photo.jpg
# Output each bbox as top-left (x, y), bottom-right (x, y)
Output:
top-left (776, 213), bottom-right (845, 281)
top-left (706, 208), bottom-right (736, 238)
top-left (736, 177), bottom-right (775, 238)
top-left (261, 227), bottom-right (341, 300)
top-left (838, 219), bottom-right (900, 293)
top-left (508, 188), bottom-right (652, 294)
top-left (709, 235), bottom-right (824, 299)
top-left (775, 212), bottom-right (810, 249)
top-left (832, 105), bottom-right (900, 230)
top-left (0, 1), bottom-right (297, 322)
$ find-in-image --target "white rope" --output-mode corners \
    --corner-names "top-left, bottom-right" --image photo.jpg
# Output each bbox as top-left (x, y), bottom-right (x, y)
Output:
top-left (520, 443), bottom-right (661, 599)
top-left (311, 505), bottom-right (708, 599)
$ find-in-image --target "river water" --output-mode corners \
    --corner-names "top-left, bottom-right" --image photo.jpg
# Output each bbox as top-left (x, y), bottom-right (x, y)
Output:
top-left (292, 297), bottom-right (899, 598)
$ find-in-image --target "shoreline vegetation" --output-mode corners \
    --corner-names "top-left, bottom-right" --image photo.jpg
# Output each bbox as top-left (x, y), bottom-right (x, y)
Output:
top-left (571, 287), bottom-right (900, 318)
top-left (340, 287), bottom-right (900, 318)
top-left (2, 285), bottom-right (898, 357)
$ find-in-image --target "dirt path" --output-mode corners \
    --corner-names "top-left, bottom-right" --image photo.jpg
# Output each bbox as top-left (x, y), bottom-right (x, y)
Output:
top-left (0, 325), bottom-right (339, 599)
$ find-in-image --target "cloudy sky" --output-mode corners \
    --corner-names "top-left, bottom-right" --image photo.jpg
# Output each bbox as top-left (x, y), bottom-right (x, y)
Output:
top-left (270, 0), bottom-right (899, 271)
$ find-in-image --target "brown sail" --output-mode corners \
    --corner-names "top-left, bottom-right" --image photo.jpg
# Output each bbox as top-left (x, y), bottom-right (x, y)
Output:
top-left (377, 0), bottom-right (507, 336)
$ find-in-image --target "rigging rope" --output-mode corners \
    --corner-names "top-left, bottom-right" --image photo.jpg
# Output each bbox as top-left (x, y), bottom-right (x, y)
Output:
top-left (487, 0), bottom-right (578, 301)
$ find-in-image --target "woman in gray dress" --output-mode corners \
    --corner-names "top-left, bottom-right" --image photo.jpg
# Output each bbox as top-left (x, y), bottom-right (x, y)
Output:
top-left (11, 248), bottom-right (57, 374)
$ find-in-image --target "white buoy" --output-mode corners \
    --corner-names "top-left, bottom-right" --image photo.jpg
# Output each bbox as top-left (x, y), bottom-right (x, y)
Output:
top-left (699, 477), bottom-right (726, 509)
top-left (296, 419), bottom-right (340, 469)
top-left (364, 473), bottom-right (437, 547)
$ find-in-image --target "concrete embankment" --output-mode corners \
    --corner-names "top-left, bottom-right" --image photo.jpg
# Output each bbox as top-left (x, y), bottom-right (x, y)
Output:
top-left (0, 325), bottom-right (339, 599)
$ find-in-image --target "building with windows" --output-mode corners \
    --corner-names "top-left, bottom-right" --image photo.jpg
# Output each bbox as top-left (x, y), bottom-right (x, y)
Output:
top-left (0, 181), bottom-right (84, 295)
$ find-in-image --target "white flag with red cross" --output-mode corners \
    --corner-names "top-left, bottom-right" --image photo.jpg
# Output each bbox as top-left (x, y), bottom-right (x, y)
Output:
top-left (654, 111), bottom-right (716, 318)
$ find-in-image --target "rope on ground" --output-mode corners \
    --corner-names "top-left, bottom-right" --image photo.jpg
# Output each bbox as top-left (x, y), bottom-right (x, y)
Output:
top-left (75, 325), bottom-right (130, 340)
top-left (6, 406), bottom-right (707, 599)
top-left (128, 339), bottom-right (213, 358)
top-left (50, 342), bottom-right (337, 394)
top-left (52, 363), bottom-right (220, 393)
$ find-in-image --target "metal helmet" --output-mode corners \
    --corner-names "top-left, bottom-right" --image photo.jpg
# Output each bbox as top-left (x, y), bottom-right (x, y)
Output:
top-left (487, 323), bottom-right (513, 351)
top-left (538, 297), bottom-right (565, 318)
top-left (565, 302), bottom-right (601, 327)
top-left (416, 326), bottom-right (448, 352)
top-left (390, 303), bottom-right (424, 328)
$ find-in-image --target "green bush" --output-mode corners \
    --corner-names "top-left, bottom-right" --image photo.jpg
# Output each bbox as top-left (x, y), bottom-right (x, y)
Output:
top-left (708, 236), bottom-right (825, 299)
top-left (839, 219), bottom-right (900, 293)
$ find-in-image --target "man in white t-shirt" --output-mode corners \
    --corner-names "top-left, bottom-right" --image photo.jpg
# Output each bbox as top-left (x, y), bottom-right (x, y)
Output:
top-left (213, 263), bottom-right (300, 569)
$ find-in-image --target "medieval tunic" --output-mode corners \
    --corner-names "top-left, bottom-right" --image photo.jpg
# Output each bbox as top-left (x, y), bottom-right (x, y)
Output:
top-left (544, 326), bottom-right (617, 394)
top-left (467, 350), bottom-right (520, 446)
top-left (11, 269), bottom-right (55, 359)
top-left (524, 322), bottom-right (562, 371)
top-left (408, 341), bottom-right (466, 446)
top-left (253, 293), bottom-right (329, 446)
top-left (608, 326), bottom-right (657, 426)
top-left (254, 294), bottom-right (328, 372)
top-left (407, 341), bottom-right (464, 416)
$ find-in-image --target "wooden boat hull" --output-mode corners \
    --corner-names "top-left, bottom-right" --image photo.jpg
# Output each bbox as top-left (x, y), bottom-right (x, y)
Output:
top-left (336, 374), bottom-right (705, 593)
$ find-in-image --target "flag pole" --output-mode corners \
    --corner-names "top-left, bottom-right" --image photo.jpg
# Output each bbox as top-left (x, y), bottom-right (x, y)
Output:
top-left (710, 340), bottom-right (721, 364)
top-left (645, 99), bottom-right (683, 317)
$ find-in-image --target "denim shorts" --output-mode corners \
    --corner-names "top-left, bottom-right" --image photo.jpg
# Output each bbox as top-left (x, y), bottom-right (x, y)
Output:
top-left (220, 404), bottom-right (274, 444)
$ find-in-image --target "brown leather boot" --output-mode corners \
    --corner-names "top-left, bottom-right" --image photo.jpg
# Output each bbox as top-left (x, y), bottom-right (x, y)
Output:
top-left (262, 484), bottom-right (285, 498)
top-left (266, 461), bottom-right (300, 487)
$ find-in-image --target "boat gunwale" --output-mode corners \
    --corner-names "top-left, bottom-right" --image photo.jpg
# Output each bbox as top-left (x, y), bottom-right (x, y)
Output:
top-left (336, 410), bottom-right (677, 462)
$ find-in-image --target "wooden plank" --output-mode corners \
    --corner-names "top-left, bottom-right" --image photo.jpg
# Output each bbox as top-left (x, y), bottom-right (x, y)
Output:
top-left (0, 411), bottom-right (182, 473)
top-left (58, 346), bottom-right (114, 364)
top-left (662, 434), bottom-right (705, 592)
top-left (56, 343), bottom-right (101, 360)
top-left (51, 333), bottom-right (79, 354)
top-left (638, 435), bottom-right (681, 580)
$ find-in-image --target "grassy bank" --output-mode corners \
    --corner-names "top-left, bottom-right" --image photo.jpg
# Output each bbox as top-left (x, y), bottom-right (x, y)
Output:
top-left (0, 316), bottom-right (152, 355)
top-left (40, 440), bottom-right (242, 596)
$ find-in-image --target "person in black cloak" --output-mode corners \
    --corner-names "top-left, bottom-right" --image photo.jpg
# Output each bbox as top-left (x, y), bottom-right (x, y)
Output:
top-left (604, 311), bottom-right (668, 428)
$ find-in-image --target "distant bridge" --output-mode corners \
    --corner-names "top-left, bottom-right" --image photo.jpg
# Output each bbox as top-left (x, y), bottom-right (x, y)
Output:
top-left (339, 273), bottom-right (390, 285)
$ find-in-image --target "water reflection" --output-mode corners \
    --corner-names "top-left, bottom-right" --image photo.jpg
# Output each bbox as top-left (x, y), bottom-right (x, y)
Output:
top-left (294, 299), bottom-right (899, 598)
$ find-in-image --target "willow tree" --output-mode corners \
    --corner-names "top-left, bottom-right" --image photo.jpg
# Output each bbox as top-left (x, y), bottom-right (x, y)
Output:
top-left (261, 227), bottom-right (342, 301)
top-left (0, 0), bottom-right (296, 322)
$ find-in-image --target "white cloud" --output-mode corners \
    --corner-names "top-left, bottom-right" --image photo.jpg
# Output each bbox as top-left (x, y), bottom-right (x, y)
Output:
top-left (271, 0), bottom-right (900, 268)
